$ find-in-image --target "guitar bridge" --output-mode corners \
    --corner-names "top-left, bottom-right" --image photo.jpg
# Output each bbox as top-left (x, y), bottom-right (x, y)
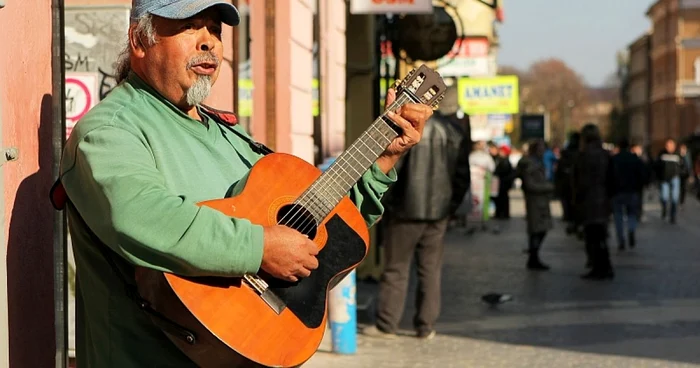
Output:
top-left (243, 274), bottom-right (286, 315)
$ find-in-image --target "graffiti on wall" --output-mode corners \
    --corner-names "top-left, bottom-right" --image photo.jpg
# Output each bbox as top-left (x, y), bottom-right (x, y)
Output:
top-left (65, 7), bottom-right (129, 107)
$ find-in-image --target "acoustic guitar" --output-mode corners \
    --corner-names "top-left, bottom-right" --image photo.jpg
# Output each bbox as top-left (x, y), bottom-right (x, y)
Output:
top-left (134, 64), bottom-right (447, 367)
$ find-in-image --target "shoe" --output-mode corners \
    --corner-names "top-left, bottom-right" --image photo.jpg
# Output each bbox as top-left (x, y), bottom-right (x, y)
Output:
top-left (362, 325), bottom-right (397, 339)
top-left (580, 270), bottom-right (614, 280)
top-left (527, 258), bottom-right (550, 271)
top-left (416, 329), bottom-right (436, 340)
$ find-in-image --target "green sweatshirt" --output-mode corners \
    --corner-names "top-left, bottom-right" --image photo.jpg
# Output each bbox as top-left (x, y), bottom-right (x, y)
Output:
top-left (60, 73), bottom-right (395, 367)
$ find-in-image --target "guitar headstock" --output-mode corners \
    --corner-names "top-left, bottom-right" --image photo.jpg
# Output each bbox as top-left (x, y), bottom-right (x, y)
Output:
top-left (393, 64), bottom-right (447, 110)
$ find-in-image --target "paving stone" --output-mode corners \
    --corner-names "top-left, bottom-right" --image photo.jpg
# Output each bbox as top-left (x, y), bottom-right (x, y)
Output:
top-left (304, 190), bottom-right (700, 367)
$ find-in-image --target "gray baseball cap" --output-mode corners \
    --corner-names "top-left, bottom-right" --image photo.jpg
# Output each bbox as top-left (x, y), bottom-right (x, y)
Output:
top-left (131, 0), bottom-right (240, 26)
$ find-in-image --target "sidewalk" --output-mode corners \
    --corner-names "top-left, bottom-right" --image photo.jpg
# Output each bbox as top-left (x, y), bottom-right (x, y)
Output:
top-left (305, 192), bottom-right (700, 367)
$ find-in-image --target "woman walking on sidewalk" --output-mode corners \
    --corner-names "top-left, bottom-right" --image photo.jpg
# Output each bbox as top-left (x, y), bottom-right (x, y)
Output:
top-left (517, 139), bottom-right (554, 271)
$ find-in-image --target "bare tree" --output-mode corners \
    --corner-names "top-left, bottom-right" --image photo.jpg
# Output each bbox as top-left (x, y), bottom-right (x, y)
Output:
top-left (519, 59), bottom-right (589, 144)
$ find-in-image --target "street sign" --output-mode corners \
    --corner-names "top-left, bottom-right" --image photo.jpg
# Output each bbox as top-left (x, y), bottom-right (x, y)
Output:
top-left (458, 76), bottom-right (519, 115)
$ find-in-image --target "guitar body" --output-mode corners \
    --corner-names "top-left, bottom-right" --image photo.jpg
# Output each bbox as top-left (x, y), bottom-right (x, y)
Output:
top-left (135, 153), bottom-right (370, 368)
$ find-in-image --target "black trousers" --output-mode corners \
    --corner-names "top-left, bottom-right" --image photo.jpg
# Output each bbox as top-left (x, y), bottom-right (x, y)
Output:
top-left (584, 223), bottom-right (613, 273)
top-left (681, 178), bottom-right (688, 205)
top-left (529, 231), bottom-right (547, 252)
top-left (495, 190), bottom-right (510, 219)
top-left (376, 217), bottom-right (449, 334)
top-left (560, 188), bottom-right (574, 223)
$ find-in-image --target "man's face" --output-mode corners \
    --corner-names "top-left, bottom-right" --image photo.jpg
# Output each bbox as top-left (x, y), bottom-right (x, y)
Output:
top-left (666, 140), bottom-right (676, 153)
top-left (136, 8), bottom-right (224, 108)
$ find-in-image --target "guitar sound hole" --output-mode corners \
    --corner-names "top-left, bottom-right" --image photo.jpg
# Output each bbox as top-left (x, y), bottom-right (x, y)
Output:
top-left (277, 204), bottom-right (318, 239)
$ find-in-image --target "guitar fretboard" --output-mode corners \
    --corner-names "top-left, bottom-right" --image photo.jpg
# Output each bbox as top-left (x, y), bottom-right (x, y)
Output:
top-left (296, 94), bottom-right (417, 223)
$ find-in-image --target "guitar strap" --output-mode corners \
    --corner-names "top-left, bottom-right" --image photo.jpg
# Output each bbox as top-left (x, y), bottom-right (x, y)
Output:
top-left (201, 103), bottom-right (275, 156)
top-left (48, 106), bottom-right (274, 346)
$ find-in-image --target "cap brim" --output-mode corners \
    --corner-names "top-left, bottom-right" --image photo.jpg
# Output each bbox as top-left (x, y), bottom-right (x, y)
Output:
top-left (150, 0), bottom-right (240, 26)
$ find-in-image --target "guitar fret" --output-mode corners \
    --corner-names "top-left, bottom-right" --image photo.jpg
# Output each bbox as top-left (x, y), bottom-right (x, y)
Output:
top-left (322, 176), bottom-right (346, 201)
top-left (362, 130), bottom-right (386, 155)
top-left (345, 148), bottom-right (372, 173)
top-left (310, 193), bottom-right (334, 214)
top-left (316, 180), bottom-right (342, 206)
top-left (332, 158), bottom-right (360, 186)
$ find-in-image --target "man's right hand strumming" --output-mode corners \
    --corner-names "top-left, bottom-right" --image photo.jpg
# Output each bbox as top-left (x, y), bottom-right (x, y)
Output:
top-left (260, 225), bottom-right (319, 282)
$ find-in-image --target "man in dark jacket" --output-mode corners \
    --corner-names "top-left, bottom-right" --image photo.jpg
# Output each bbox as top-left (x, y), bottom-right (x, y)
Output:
top-left (364, 111), bottom-right (471, 340)
top-left (555, 131), bottom-right (581, 234)
top-left (655, 138), bottom-right (683, 223)
top-left (574, 124), bottom-right (614, 280)
top-left (610, 138), bottom-right (649, 250)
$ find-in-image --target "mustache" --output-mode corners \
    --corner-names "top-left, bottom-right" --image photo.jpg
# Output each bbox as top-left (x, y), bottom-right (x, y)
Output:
top-left (186, 52), bottom-right (221, 69)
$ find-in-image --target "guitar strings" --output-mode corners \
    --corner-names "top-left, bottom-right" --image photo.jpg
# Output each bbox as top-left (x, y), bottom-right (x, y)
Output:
top-left (278, 93), bottom-right (412, 233)
top-left (277, 93), bottom-right (415, 237)
top-left (283, 93), bottom-right (414, 235)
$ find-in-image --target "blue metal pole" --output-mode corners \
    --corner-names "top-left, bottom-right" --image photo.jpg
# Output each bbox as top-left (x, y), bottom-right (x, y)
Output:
top-left (329, 270), bottom-right (357, 354)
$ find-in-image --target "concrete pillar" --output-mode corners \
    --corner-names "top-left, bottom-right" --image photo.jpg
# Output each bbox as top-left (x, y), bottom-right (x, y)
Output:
top-left (250, 0), bottom-right (315, 162)
top-left (319, 0), bottom-right (347, 157)
top-left (0, 82), bottom-right (6, 368)
top-left (0, 1), bottom-right (56, 367)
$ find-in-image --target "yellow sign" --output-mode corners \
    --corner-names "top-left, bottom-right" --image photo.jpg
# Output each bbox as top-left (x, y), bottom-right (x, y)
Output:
top-left (237, 79), bottom-right (319, 117)
top-left (458, 76), bottom-right (519, 115)
top-left (238, 79), bottom-right (254, 117)
top-left (312, 79), bottom-right (319, 117)
top-left (379, 78), bottom-right (396, 108)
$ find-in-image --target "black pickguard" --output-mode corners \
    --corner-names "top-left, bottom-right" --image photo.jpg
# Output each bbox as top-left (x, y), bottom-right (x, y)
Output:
top-left (265, 214), bottom-right (366, 329)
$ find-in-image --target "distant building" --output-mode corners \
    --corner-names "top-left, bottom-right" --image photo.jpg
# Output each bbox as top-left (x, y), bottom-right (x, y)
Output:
top-left (623, 33), bottom-right (652, 147)
top-left (581, 87), bottom-right (620, 140)
top-left (646, 0), bottom-right (700, 152)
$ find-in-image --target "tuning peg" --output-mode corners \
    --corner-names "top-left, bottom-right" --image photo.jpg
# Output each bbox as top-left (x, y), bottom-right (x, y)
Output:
top-left (431, 95), bottom-right (444, 110)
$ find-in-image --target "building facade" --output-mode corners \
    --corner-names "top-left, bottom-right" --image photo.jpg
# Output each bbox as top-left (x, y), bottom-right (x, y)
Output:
top-left (625, 33), bottom-right (651, 145)
top-left (647, 0), bottom-right (700, 151)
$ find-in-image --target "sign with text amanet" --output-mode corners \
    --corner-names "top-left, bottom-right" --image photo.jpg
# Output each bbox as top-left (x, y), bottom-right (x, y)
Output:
top-left (350, 0), bottom-right (433, 14)
top-left (457, 76), bottom-right (519, 115)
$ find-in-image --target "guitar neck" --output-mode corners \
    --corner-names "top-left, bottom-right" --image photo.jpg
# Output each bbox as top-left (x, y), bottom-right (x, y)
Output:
top-left (296, 92), bottom-right (419, 222)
